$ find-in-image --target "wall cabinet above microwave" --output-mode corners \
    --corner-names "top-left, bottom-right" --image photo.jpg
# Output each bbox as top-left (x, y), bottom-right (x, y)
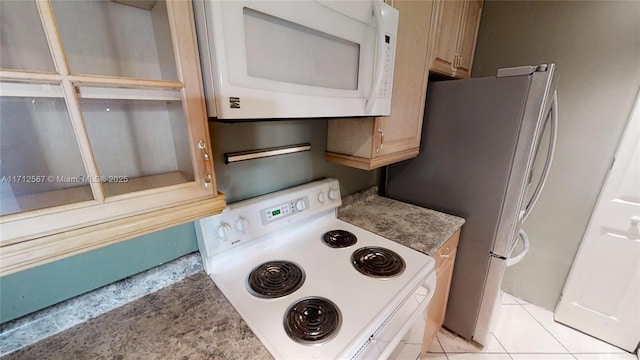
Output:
top-left (431, 0), bottom-right (483, 79)
top-left (193, 0), bottom-right (399, 120)
top-left (0, 0), bottom-right (225, 276)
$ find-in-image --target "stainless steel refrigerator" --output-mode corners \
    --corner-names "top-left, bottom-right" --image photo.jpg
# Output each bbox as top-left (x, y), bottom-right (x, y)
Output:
top-left (384, 64), bottom-right (559, 345)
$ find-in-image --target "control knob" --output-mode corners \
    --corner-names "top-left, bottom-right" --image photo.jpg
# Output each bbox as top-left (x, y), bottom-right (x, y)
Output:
top-left (216, 222), bottom-right (232, 240)
top-left (235, 217), bottom-right (249, 233)
top-left (295, 199), bottom-right (306, 211)
top-left (318, 191), bottom-right (327, 203)
top-left (328, 188), bottom-right (339, 201)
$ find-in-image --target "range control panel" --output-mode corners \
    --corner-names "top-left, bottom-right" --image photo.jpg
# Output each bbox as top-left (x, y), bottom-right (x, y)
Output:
top-left (195, 179), bottom-right (342, 262)
top-left (261, 196), bottom-right (309, 224)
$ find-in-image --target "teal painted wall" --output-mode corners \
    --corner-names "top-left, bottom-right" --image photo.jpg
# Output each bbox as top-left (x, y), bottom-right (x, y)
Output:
top-left (0, 223), bottom-right (197, 323)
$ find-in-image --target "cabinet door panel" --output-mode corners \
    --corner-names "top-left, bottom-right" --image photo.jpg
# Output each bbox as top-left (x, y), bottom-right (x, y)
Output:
top-left (52, 0), bottom-right (178, 80)
top-left (0, 0), bottom-right (56, 72)
top-left (0, 89), bottom-right (93, 216)
top-left (456, 0), bottom-right (483, 78)
top-left (423, 248), bottom-right (457, 351)
top-left (431, 0), bottom-right (464, 76)
top-left (422, 230), bottom-right (460, 353)
top-left (326, 0), bottom-right (435, 169)
top-left (80, 96), bottom-right (194, 197)
top-left (376, 0), bottom-right (434, 158)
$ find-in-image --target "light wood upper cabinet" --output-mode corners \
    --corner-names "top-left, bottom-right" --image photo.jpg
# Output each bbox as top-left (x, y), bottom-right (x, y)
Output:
top-left (456, 0), bottom-right (483, 78)
top-left (0, 0), bottom-right (225, 276)
top-left (430, 0), bottom-right (464, 77)
top-left (431, 0), bottom-right (483, 79)
top-left (326, 0), bottom-right (436, 170)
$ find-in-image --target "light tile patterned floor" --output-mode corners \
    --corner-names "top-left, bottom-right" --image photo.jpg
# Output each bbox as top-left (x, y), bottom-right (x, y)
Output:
top-left (422, 292), bottom-right (638, 360)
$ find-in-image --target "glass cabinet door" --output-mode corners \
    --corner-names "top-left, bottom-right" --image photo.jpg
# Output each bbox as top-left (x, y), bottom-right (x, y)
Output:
top-left (0, 1), bottom-right (56, 72)
top-left (79, 91), bottom-right (194, 197)
top-left (1, 0), bottom-right (212, 216)
top-left (0, 0), bottom-right (220, 277)
top-left (51, 0), bottom-right (178, 80)
top-left (0, 83), bottom-right (93, 215)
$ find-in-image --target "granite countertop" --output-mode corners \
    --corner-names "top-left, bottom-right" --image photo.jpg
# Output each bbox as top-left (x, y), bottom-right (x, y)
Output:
top-left (3, 272), bottom-right (272, 360)
top-left (3, 186), bottom-right (464, 360)
top-left (338, 186), bottom-right (465, 256)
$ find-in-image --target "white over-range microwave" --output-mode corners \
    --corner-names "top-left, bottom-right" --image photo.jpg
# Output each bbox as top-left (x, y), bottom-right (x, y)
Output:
top-left (193, 0), bottom-right (399, 120)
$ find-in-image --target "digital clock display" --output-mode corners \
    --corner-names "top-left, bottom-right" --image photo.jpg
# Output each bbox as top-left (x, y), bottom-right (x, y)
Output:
top-left (271, 209), bottom-right (281, 216)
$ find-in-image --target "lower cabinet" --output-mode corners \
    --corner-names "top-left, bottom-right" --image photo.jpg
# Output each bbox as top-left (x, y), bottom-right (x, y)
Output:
top-left (422, 229), bottom-right (460, 355)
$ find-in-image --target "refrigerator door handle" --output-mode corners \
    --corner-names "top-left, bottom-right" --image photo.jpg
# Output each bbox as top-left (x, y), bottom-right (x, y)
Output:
top-left (506, 228), bottom-right (530, 267)
top-left (522, 90), bottom-right (559, 222)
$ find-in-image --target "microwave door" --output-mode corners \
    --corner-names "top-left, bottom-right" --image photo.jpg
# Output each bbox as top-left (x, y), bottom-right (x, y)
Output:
top-left (195, 0), bottom-right (398, 119)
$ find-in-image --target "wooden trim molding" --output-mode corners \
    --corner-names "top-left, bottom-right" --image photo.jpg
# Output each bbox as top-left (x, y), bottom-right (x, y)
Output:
top-left (325, 148), bottom-right (419, 170)
top-left (0, 194), bottom-right (226, 276)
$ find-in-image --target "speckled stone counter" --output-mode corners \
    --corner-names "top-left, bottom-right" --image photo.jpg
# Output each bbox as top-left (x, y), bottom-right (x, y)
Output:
top-left (338, 186), bottom-right (465, 256)
top-left (3, 272), bottom-right (272, 360)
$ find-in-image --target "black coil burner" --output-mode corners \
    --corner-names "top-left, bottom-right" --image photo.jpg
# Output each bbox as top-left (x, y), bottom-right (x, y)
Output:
top-left (322, 230), bottom-right (357, 248)
top-left (284, 297), bottom-right (342, 344)
top-left (351, 247), bottom-right (406, 278)
top-left (247, 261), bottom-right (305, 299)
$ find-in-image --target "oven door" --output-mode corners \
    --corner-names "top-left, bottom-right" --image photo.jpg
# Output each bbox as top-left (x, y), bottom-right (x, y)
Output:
top-left (352, 272), bottom-right (436, 360)
top-left (194, 0), bottom-right (398, 119)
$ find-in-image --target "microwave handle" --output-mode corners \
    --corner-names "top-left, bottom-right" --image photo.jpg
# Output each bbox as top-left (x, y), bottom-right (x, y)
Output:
top-left (365, 0), bottom-right (385, 114)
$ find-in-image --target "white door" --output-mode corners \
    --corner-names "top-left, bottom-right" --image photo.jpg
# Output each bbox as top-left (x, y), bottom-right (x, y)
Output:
top-left (555, 91), bottom-right (640, 352)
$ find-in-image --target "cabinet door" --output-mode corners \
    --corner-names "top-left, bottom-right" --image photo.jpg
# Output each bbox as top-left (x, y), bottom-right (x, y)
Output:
top-left (375, 0), bottom-right (434, 159)
top-left (0, 0), bottom-right (224, 276)
top-left (455, 0), bottom-right (483, 79)
top-left (325, 0), bottom-right (435, 170)
top-left (0, 86), bottom-right (94, 214)
top-left (430, 0), bottom-right (464, 77)
top-left (422, 230), bottom-right (460, 354)
top-left (0, 0), bottom-right (56, 72)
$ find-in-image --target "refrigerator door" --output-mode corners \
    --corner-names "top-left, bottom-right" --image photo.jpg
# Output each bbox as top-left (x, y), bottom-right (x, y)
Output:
top-left (493, 65), bottom-right (557, 259)
top-left (385, 65), bottom-right (557, 342)
top-left (473, 255), bottom-right (507, 345)
top-left (508, 90), bottom-right (559, 266)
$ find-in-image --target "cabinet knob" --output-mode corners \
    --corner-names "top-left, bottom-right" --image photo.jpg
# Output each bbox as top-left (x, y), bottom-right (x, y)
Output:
top-left (440, 246), bottom-right (451, 258)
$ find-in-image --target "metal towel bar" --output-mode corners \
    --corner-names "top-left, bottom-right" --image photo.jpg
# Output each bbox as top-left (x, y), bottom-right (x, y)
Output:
top-left (224, 143), bottom-right (311, 164)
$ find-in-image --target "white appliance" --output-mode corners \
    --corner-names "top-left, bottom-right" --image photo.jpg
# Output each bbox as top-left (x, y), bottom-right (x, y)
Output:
top-left (195, 178), bottom-right (436, 359)
top-left (193, 0), bottom-right (399, 120)
top-left (385, 64), bottom-right (559, 344)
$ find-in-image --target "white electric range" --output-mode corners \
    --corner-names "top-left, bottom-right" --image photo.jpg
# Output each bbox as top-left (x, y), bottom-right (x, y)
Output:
top-left (195, 178), bottom-right (436, 359)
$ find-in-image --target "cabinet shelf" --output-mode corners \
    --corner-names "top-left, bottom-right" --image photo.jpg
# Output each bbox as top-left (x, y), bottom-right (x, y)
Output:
top-left (2, 171), bottom-right (195, 218)
top-left (0, 81), bottom-right (183, 100)
top-left (104, 171), bottom-right (190, 197)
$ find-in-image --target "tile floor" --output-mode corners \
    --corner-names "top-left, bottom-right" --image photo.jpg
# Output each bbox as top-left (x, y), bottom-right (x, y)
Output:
top-left (422, 292), bottom-right (638, 360)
